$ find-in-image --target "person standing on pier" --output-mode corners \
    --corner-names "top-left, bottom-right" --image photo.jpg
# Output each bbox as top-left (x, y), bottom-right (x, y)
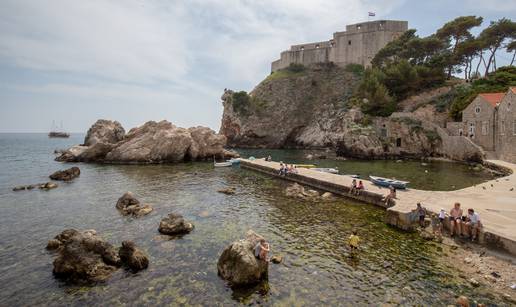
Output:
top-left (413, 203), bottom-right (427, 228)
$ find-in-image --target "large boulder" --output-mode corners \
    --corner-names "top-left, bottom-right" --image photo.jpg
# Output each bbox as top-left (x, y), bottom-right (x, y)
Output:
top-left (49, 229), bottom-right (121, 283)
top-left (115, 192), bottom-right (153, 217)
top-left (56, 120), bottom-right (230, 163)
top-left (118, 241), bottom-right (149, 272)
top-left (217, 230), bottom-right (269, 286)
top-left (158, 213), bottom-right (194, 235)
top-left (49, 167), bottom-right (80, 181)
top-left (84, 119), bottom-right (125, 146)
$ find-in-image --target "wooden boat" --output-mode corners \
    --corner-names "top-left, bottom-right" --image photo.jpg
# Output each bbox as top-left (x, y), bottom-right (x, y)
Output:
top-left (214, 161), bottom-right (232, 167)
top-left (294, 164), bottom-right (317, 169)
top-left (312, 168), bottom-right (339, 174)
top-left (369, 175), bottom-right (409, 189)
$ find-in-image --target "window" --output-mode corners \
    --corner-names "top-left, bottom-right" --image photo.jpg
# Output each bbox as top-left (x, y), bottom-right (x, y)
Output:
top-left (357, 25), bottom-right (362, 30)
top-left (475, 106), bottom-right (481, 114)
top-left (500, 121), bottom-right (505, 135)
top-left (469, 122), bottom-right (475, 138)
top-left (396, 138), bottom-right (402, 147)
top-left (348, 40), bottom-right (351, 45)
top-left (300, 46), bottom-right (304, 50)
top-left (482, 121), bottom-right (488, 135)
top-left (315, 44), bottom-right (320, 49)
top-left (459, 129), bottom-right (463, 136)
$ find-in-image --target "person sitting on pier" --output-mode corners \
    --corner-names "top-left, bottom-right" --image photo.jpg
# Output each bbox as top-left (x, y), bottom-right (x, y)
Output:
top-left (348, 230), bottom-right (360, 251)
top-left (266, 155), bottom-right (272, 162)
top-left (413, 203), bottom-right (426, 228)
top-left (449, 202), bottom-right (463, 237)
top-left (254, 238), bottom-right (270, 262)
top-left (354, 180), bottom-right (364, 195)
top-left (288, 164), bottom-right (297, 174)
top-left (278, 162), bottom-right (286, 176)
top-left (465, 208), bottom-right (482, 242)
top-left (382, 185), bottom-right (396, 205)
top-left (349, 179), bottom-right (357, 195)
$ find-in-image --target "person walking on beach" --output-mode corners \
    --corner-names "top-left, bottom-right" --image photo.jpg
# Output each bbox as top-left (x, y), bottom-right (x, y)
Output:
top-left (449, 202), bottom-right (463, 237)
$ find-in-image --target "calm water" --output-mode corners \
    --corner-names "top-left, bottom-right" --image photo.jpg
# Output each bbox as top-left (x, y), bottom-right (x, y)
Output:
top-left (0, 133), bottom-right (508, 306)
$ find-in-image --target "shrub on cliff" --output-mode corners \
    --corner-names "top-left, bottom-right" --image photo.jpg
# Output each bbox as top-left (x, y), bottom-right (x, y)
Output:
top-left (230, 91), bottom-right (268, 116)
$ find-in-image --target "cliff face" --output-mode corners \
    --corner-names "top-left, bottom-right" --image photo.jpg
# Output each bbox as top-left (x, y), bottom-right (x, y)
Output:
top-left (220, 63), bottom-right (359, 148)
top-left (220, 64), bottom-right (483, 161)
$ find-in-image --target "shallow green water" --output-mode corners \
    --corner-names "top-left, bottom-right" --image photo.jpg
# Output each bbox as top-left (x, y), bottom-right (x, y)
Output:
top-left (0, 134), bottom-right (509, 306)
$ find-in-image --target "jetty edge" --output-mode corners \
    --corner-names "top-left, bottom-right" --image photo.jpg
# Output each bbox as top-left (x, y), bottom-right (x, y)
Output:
top-left (240, 158), bottom-right (516, 256)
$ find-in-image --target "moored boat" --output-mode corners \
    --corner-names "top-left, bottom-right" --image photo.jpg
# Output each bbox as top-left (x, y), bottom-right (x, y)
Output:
top-left (48, 120), bottom-right (70, 138)
top-left (312, 168), bottom-right (339, 174)
top-left (227, 158), bottom-right (240, 165)
top-left (294, 164), bottom-right (317, 169)
top-left (369, 175), bottom-right (409, 189)
top-left (214, 161), bottom-right (232, 167)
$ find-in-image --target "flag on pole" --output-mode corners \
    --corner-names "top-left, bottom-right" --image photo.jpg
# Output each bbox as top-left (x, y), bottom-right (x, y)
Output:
top-left (368, 12), bottom-right (376, 17)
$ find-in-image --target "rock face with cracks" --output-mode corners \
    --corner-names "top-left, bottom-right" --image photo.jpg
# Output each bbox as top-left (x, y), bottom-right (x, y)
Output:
top-left (118, 241), bottom-right (149, 272)
top-left (56, 119), bottom-right (238, 163)
top-left (217, 230), bottom-right (269, 286)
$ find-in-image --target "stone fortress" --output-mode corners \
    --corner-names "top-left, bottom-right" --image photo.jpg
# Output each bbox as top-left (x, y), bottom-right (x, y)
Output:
top-left (271, 20), bottom-right (408, 72)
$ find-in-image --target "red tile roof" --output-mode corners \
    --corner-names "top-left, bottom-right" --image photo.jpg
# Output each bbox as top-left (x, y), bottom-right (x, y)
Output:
top-left (478, 92), bottom-right (505, 107)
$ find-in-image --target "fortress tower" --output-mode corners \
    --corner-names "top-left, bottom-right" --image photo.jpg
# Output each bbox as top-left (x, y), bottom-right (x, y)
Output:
top-left (271, 20), bottom-right (408, 72)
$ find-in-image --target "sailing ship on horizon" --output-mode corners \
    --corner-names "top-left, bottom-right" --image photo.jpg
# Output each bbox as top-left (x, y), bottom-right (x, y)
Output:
top-left (48, 120), bottom-right (70, 138)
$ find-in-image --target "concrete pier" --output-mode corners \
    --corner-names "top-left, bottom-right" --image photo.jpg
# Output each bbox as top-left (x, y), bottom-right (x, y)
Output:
top-left (240, 158), bottom-right (516, 255)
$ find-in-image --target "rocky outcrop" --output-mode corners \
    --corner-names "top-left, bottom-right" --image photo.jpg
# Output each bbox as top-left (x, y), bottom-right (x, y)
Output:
top-left (49, 167), bottom-right (80, 181)
top-left (57, 120), bottom-right (234, 163)
top-left (47, 229), bottom-right (148, 283)
top-left (115, 192), bottom-right (153, 217)
top-left (219, 65), bottom-right (483, 161)
top-left (84, 119), bottom-right (125, 146)
top-left (217, 230), bottom-right (268, 286)
top-left (158, 213), bottom-right (194, 235)
top-left (49, 229), bottom-right (121, 283)
top-left (12, 182), bottom-right (58, 191)
top-left (118, 241), bottom-right (149, 272)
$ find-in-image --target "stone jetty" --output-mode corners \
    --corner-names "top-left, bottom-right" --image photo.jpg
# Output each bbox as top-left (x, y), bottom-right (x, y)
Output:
top-left (240, 158), bottom-right (516, 256)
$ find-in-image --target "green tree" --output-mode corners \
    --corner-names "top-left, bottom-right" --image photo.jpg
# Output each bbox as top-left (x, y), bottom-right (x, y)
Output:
top-left (356, 68), bottom-right (396, 116)
top-left (435, 16), bottom-right (483, 78)
top-left (507, 40), bottom-right (516, 66)
top-left (478, 18), bottom-right (516, 76)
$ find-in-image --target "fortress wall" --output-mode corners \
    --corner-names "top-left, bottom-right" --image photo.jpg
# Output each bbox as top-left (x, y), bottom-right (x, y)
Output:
top-left (271, 47), bottom-right (331, 71)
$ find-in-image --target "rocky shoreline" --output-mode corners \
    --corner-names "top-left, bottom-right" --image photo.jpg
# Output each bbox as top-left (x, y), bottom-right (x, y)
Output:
top-left (56, 119), bottom-right (238, 164)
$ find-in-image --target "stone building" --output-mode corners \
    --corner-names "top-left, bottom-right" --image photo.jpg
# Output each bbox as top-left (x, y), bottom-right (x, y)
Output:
top-left (446, 88), bottom-right (516, 162)
top-left (271, 20), bottom-right (408, 72)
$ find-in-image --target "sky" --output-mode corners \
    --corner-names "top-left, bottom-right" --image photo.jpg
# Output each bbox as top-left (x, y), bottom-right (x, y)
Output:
top-left (0, 0), bottom-right (515, 133)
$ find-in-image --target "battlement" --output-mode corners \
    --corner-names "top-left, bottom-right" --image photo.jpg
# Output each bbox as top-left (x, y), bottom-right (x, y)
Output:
top-left (271, 20), bottom-right (408, 72)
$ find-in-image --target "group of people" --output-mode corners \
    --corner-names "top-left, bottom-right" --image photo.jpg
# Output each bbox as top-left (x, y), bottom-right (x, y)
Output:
top-left (415, 202), bottom-right (482, 242)
top-left (349, 179), bottom-right (365, 195)
top-left (278, 162), bottom-right (298, 176)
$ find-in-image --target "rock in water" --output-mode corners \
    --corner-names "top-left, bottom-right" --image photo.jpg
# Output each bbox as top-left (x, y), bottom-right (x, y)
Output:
top-left (49, 167), bottom-right (81, 181)
top-left (270, 255), bottom-right (283, 264)
top-left (39, 182), bottom-right (58, 190)
top-left (49, 229), bottom-right (121, 283)
top-left (217, 230), bottom-right (268, 286)
top-left (218, 187), bottom-right (236, 195)
top-left (56, 120), bottom-right (229, 163)
top-left (115, 192), bottom-right (153, 217)
top-left (158, 213), bottom-right (194, 235)
top-left (119, 241), bottom-right (149, 272)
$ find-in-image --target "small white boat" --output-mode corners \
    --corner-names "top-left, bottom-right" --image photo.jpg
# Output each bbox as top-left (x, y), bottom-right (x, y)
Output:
top-left (312, 168), bottom-right (339, 174)
top-left (227, 158), bottom-right (241, 165)
top-left (369, 175), bottom-right (409, 189)
top-left (345, 174), bottom-right (360, 179)
top-left (214, 161), bottom-right (232, 167)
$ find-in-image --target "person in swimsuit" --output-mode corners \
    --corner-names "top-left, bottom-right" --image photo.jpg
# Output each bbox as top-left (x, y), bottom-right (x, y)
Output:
top-left (465, 208), bottom-right (482, 242)
top-left (449, 202), bottom-right (463, 237)
top-left (254, 239), bottom-right (270, 262)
